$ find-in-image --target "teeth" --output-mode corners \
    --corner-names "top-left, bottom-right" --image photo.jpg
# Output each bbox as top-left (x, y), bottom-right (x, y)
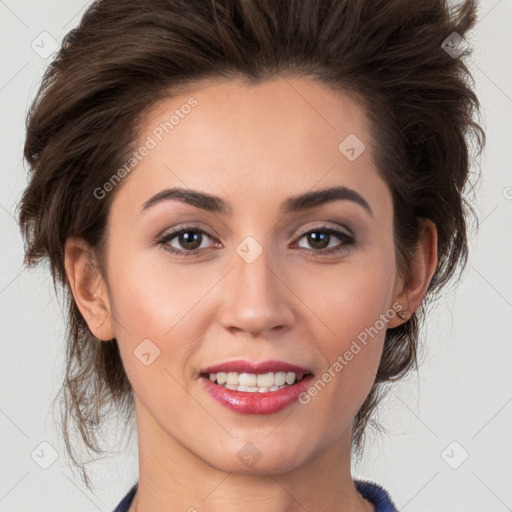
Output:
top-left (274, 372), bottom-right (286, 385)
top-left (286, 372), bottom-right (296, 385)
top-left (257, 373), bottom-right (274, 388)
top-left (226, 372), bottom-right (238, 385)
top-left (239, 373), bottom-right (257, 387)
top-left (206, 371), bottom-right (306, 392)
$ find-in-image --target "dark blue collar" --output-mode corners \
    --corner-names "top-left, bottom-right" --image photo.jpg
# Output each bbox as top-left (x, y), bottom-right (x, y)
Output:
top-left (113, 479), bottom-right (398, 511)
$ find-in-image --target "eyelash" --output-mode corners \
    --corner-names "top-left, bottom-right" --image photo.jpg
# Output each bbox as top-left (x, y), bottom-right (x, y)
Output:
top-left (156, 225), bottom-right (356, 258)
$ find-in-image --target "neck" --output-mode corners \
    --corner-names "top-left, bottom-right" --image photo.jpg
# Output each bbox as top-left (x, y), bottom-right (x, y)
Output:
top-left (129, 399), bottom-right (374, 512)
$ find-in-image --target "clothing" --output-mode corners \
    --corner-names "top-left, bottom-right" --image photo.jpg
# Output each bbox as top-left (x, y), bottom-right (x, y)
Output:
top-left (112, 479), bottom-right (398, 511)
top-left (355, 479), bottom-right (399, 511)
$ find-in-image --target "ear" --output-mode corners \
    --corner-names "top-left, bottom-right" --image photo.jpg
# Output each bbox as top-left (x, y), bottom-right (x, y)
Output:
top-left (387, 218), bottom-right (438, 328)
top-left (64, 236), bottom-right (116, 341)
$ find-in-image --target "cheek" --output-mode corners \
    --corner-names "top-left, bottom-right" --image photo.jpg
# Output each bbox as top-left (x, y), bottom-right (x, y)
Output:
top-left (107, 244), bottom-right (212, 337)
top-left (294, 244), bottom-right (396, 348)
top-left (106, 253), bottom-right (203, 416)
top-left (105, 245), bottom-right (228, 393)
top-left (295, 246), bottom-right (396, 417)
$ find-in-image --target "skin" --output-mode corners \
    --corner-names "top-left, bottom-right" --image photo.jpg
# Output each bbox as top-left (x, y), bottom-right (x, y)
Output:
top-left (65, 75), bottom-right (437, 512)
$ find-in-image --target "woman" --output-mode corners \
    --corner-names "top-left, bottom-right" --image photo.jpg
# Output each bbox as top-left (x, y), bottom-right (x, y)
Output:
top-left (17, 0), bottom-right (484, 510)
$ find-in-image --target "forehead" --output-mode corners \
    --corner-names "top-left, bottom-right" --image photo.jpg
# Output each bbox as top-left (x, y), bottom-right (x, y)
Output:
top-left (111, 76), bottom-right (391, 220)
top-left (139, 75), bottom-right (369, 156)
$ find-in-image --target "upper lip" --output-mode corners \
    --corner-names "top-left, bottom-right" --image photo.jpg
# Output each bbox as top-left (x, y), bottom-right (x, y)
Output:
top-left (200, 359), bottom-right (312, 375)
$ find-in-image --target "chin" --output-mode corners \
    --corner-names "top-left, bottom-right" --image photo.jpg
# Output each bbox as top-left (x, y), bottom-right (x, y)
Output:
top-left (199, 434), bottom-right (317, 476)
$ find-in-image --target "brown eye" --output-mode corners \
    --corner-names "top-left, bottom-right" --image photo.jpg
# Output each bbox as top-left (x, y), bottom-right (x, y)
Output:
top-left (295, 226), bottom-right (355, 255)
top-left (176, 230), bottom-right (203, 250)
top-left (157, 227), bottom-right (218, 256)
top-left (304, 231), bottom-right (330, 250)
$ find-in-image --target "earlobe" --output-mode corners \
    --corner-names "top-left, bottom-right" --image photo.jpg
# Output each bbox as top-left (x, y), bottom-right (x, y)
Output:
top-left (64, 236), bottom-right (115, 341)
top-left (389, 219), bottom-right (438, 328)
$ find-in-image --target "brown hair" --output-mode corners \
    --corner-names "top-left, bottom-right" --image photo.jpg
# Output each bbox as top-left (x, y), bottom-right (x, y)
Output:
top-left (17, 0), bottom-right (485, 489)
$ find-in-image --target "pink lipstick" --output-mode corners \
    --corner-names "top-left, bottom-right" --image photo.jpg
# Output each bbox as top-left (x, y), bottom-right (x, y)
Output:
top-left (199, 359), bottom-right (313, 414)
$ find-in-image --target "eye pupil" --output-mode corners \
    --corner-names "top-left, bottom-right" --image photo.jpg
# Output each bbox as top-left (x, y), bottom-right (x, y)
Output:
top-left (308, 231), bottom-right (329, 249)
top-left (180, 230), bottom-right (202, 250)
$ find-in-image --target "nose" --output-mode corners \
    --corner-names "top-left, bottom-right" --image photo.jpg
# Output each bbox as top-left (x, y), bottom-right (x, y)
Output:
top-left (219, 240), bottom-right (295, 338)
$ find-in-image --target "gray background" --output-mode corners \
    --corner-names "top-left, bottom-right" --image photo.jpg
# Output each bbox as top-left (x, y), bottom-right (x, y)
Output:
top-left (1, 0), bottom-right (511, 510)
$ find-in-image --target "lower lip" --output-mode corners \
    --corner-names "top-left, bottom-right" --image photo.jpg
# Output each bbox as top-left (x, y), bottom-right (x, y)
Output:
top-left (201, 375), bottom-right (314, 415)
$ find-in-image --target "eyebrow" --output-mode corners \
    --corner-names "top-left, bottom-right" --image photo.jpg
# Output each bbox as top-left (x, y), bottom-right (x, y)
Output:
top-left (141, 185), bottom-right (373, 217)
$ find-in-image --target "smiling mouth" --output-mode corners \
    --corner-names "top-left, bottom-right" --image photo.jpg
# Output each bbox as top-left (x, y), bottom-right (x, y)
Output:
top-left (200, 371), bottom-right (312, 393)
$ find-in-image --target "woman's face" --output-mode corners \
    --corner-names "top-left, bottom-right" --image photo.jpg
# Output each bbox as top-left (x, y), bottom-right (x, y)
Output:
top-left (94, 76), bottom-right (406, 474)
